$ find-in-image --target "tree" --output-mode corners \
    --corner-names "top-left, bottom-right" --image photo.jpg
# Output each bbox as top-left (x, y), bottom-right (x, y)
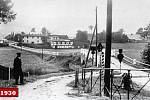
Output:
top-left (112, 29), bottom-right (129, 43)
top-left (5, 32), bottom-right (14, 40)
top-left (76, 30), bottom-right (88, 43)
top-left (41, 27), bottom-right (48, 35)
top-left (136, 27), bottom-right (143, 34)
top-left (13, 34), bottom-right (22, 42)
top-left (136, 23), bottom-right (150, 39)
top-left (144, 23), bottom-right (150, 36)
top-left (88, 25), bottom-right (94, 34)
top-left (136, 27), bottom-right (146, 38)
top-left (142, 43), bottom-right (150, 66)
top-left (98, 30), bottom-right (106, 42)
top-left (0, 0), bottom-right (16, 24)
top-left (21, 32), bottom-right (25, 35)
top-left (41, 36), bottom-right (47, 44)
top-left (31, 28), bottom-right (36, 32)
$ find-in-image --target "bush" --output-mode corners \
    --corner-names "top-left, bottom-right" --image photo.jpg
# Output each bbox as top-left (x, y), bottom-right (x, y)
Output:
top-left (141, 43), bottom-right (150, 66)
top-left (24, 68), bottom-right (47, 75)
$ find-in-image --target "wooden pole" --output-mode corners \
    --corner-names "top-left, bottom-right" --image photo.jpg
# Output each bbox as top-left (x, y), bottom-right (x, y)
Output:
top-left (95, 7), bottom-right (98, 67)
top-left (42, 47), bottom-right (43, 59)
top-left (104, 0), bottom-right (112, 97)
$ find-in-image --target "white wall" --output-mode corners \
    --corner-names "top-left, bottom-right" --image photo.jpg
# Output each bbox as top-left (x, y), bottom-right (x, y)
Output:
top-left (23, 36), bottom-right (43, 44)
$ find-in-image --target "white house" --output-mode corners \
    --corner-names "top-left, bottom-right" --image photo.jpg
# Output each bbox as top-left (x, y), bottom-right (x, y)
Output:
top-left (22, 33), bottom-right (75, 48)
top-left (22, 34), bottom-right (45, 44)
top-left (49, 35), bottom-right (74, 49)
top-left (51, 39), bottom-right (74, 49)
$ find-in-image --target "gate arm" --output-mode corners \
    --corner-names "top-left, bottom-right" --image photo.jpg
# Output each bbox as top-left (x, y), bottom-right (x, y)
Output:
top-left (131, 78), bottom-right (150, 100)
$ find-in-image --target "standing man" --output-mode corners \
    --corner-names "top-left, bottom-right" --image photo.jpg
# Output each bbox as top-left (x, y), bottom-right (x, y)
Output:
top-left (13, 52), bottom-right (24, 85)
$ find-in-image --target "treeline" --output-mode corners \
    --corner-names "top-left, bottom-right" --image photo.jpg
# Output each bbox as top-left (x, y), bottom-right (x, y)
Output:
top-left (75, 29), bottom-right (129, 43)
top-left (5, 32), bottom-right (23, 42)
top-left (106, 29), bottom-right (128, 43)
top-left (5, 27), bottom-right (50, 43)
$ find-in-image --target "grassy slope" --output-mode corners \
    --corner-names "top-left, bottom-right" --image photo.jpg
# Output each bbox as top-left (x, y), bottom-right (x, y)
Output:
top-left (0, 47), bottom-right (81, 75)
top-left (0, 47), bottom-right (59, 75)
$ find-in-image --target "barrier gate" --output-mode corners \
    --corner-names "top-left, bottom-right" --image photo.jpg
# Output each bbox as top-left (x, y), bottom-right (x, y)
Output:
top-left (74, 68), bottom-right (150, 100)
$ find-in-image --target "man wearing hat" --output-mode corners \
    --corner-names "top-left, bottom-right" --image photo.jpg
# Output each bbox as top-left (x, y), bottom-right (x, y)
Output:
top-left (13, 52), bottom-right (24, 85)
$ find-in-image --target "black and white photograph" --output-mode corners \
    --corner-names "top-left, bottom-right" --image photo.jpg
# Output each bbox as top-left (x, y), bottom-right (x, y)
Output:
top-left (0, 0), bottom-right (150, 100)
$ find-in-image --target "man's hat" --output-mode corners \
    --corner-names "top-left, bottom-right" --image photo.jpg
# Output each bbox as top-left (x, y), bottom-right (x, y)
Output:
top-left (16, 52), bottom-right (21, 55)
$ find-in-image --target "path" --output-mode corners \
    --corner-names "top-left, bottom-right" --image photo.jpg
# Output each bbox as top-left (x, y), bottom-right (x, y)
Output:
top-left (0, 74), bottom-right (109, 100)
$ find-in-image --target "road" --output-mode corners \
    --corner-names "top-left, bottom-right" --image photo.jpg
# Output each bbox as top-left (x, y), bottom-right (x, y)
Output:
top-left (9, 44), bottom-right (80, 56)
top-left (0, 74), bottom-right (109, 100)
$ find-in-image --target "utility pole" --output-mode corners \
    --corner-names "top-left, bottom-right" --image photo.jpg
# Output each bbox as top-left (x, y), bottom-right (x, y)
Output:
top-left (42, 47), bottom-right (43, 60)
top-left (104, 0), bottom-right (112, 97)
top-left (95, 7), bottom-right (98, 67)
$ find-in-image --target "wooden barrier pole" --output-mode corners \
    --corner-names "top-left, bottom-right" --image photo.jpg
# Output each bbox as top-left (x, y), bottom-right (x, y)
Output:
top-left (91, 70), bottom-right (93, 91)
top-left (74, 69), bottom-right (79, 88)
top-left (127, 70), bottom-right (130, 100)
top-left (99, 69), bottom-right (102, 96)
top-left (110, 69), bottom-right (113, 100)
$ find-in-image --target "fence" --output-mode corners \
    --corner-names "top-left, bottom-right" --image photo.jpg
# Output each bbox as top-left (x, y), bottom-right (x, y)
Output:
top-left (0, 65), bottom-right (29, 80)
top-left (0, 65), bottom-right (10, 80)
top-left (74, 68), bottom-right (150, 100)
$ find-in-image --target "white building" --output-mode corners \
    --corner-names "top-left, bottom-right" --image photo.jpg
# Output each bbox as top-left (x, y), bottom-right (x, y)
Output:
top-left (51, 39), bottom-right (74, 49)
top-left (49, 35), bottom-right (74, 49)
top-left (22, 33), bottom-right (75, 48)
top-left (22, 34), bottom-right (46, 44)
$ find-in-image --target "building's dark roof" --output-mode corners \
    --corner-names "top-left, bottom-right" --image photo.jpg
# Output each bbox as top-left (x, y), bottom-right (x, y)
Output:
top-left (52, 39), bottom-right (73, 42)
top-left (50, 35), bottom-right (69, 39)
top-left (22, 34), bottom-right (46, 37)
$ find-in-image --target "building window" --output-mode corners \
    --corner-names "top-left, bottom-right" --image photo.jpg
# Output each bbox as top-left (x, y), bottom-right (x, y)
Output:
top-left (27, 40), bottom-right (28, 43)
top-left (27, 36), bottom-right (28, 38)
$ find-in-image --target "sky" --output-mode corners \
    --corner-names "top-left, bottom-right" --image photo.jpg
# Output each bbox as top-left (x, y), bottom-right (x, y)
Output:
top-left (0, 0), bottom-right (150, 38)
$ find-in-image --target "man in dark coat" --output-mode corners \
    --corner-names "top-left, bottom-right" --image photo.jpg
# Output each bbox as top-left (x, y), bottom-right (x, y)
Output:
top-left (13, 52), bottom-right (23, 85)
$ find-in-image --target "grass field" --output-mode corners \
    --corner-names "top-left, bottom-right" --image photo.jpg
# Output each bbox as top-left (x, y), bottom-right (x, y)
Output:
top-left (110, 43), bottom-right (148, 61)
top-left (0, 47), bottom-right (60, 75)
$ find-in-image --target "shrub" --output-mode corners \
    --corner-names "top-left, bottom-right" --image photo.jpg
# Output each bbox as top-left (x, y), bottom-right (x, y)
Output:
top-left (141, 43), bottom-right (150, 66)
